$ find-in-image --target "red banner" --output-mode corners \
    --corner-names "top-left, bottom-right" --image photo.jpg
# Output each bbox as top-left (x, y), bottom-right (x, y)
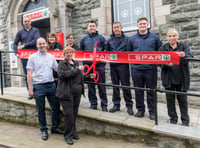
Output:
top-left (18, 49), bottom-right (180, 65)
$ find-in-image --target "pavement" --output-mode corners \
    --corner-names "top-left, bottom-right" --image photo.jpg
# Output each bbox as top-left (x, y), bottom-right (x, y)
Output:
top-left (0, 87), bottom-right (200, 147)
top-left (0, 121), bottom-right (158, 148)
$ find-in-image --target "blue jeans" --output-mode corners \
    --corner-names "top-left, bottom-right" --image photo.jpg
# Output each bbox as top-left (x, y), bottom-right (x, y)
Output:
top-left (21, 58), bottom-right (28, 89)
top-left (33, 82), bottom-right (60, 132)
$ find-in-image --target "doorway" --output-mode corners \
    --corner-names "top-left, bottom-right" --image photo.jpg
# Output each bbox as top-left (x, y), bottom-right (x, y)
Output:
top-left (31, 18), bottom-right (50, 38)
top-left (23, 0), bottom-right (50, 38)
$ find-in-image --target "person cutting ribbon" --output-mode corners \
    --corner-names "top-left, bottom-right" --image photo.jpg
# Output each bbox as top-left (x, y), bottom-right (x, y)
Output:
top-left (82, 42), bottom-right (99, 82)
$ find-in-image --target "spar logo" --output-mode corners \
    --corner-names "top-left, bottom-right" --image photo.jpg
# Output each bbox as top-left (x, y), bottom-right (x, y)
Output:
top-left (83, 53), bottom-right (112, 60)
top-left (110, 54), bottom-right (117, 60)
top-left (162, 55), bottom-right (170, 61)
top-left (128, 54), bottom-right (171, 61)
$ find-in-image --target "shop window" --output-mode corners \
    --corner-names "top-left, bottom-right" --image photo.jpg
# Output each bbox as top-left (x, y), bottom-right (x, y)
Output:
top-left (112, 0), bottom-right (151, 32)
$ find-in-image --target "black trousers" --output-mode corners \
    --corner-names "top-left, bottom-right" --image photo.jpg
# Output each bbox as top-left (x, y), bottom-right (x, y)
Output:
top-left (131, 68), bottom-right (155, 114)
top-left (59, 95), bottom-right (81, 140)
top-left (110, 64), bottom-right (132, 108)
top-left (165, 84), bottom-right (189, 124)
top-left (88, 65), bottom-right (108, 108)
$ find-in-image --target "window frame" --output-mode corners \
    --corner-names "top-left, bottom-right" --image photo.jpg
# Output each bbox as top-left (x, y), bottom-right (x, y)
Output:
top-left (111, 0), bottom-right (151, 32)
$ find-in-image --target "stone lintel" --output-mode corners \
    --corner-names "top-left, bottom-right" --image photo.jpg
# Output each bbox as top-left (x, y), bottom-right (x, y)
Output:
top-left (155, 16), bottom-right (167, 25)
top-left (154, 4), bottom-right (170, 17)
top-left (154, 0), bottom-right (163, 7)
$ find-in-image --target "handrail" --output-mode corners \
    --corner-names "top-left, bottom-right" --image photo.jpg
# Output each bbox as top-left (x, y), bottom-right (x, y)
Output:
top-left (185, 58), bottom-right (200, 62)
top-left (1, 72), bottom-right (26, 77)
top-left (0, 50), bottom-right (14, 53)
top-left (85, 81), bottom-right (200, 97)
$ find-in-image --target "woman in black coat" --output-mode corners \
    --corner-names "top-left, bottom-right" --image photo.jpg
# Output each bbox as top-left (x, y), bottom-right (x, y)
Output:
top-left (56, 46), bottom-right (94, 145)
top-left (159, 28), bottom-right (192, 126)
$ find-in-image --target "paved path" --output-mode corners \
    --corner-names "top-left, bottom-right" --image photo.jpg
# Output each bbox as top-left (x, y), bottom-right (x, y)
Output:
top-left (0, 121), bottom-right (157, 148)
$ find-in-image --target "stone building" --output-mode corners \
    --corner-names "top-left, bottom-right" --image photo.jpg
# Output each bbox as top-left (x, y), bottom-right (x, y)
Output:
top-left (0, 0), bottom-right (200, 91)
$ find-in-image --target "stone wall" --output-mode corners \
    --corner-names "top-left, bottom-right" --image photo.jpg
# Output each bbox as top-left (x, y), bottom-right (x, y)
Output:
top-left (69, 0), bottom-right (101, 44)
top-left (0, 99), bottom-right (38, 126)
top-left (0, 0), bottom-right (11, 87)
top-left (0, 97), bottom-right (200, 148)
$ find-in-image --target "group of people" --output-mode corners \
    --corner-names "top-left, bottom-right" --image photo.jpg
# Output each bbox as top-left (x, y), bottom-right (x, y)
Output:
top-left (13, 16), bottom-right (192, 145)
top-left (80, 18), bottom-right (192, 127)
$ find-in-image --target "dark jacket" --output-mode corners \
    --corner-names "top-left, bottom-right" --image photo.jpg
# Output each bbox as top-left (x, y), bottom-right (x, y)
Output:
top-left (56, 59), bottom-right (84, 99)
top-left (66, 44), bottom-right (80, 50)
top-left (13, 27), bottom-right (40, 54)
top-left (48, 42), bottom-right (63, 50)
top-left (159, 42), bottom-right (193, 91)
top-left (80, 31), bottom-right (106, 66)
top-left (107, 32), bottom-right (129, 52)
top-left (107, 32), bottom-right (129, 66)
top-left (128, 30), bottom-right (162, 69)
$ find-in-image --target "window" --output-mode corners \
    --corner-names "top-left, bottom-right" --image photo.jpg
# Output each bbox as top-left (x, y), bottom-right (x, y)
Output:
top-left (112, 0), bottom-right (151, 32)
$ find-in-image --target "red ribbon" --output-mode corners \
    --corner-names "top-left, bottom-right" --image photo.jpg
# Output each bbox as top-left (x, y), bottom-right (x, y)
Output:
top-left (18, 49), bottom-right (180, 65)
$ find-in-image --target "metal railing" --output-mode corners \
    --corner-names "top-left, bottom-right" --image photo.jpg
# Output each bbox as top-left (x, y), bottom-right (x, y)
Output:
top-left (1, 50), bottom-right (200, 125)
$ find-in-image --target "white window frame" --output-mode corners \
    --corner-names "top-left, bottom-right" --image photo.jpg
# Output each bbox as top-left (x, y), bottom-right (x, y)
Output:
top-left (112, 0), bottom-right (151, 32)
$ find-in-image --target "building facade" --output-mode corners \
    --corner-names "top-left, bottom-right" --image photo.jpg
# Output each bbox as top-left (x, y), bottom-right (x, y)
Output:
top-left (0, 0), bottom-right (200, 91)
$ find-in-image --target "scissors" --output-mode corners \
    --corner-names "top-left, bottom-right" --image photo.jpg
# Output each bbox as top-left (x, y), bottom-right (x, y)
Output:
top-left (82, 42), bottom-right (99, 82)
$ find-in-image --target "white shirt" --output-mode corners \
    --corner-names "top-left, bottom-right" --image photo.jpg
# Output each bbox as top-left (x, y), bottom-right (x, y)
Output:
top-left (26, 51), bottom-right (58, 84)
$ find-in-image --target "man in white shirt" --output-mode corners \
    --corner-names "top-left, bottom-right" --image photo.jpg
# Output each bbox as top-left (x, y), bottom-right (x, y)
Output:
top-left (27, 37), bottom-right (63, 140)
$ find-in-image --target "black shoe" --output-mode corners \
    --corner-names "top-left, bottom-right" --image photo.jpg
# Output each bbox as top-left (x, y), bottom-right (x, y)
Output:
top-left (135, 111), bottom-right (144, 117)
top-left (127, 108), bottom-right (134, 115)
top-left (41, 131), bottom-right (48, 140)
top-left (170, 120), bottom-right (177, 124)
top-left (73, 134), bottom-right (80, 140)
top-left (66, 139), bottom-right (73, 145)
top-left (182, 123), bottom-right (189, 126)
top-left (109, 106), bottom-right (120, 113)
top-left (51, 128), bottom-right (64, 134)
top-left (27, 96), bottom-right (33, 100)
top-left (102, 107), bottom-right (108, 112)
top-left (90, 105), bottom-right (97, 110)
top-left (149, 114), bottom-right (155, 120)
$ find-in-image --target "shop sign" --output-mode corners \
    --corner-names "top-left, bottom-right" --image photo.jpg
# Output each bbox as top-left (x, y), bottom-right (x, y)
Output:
top-left (23, 8), bottom-right (49, 21)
